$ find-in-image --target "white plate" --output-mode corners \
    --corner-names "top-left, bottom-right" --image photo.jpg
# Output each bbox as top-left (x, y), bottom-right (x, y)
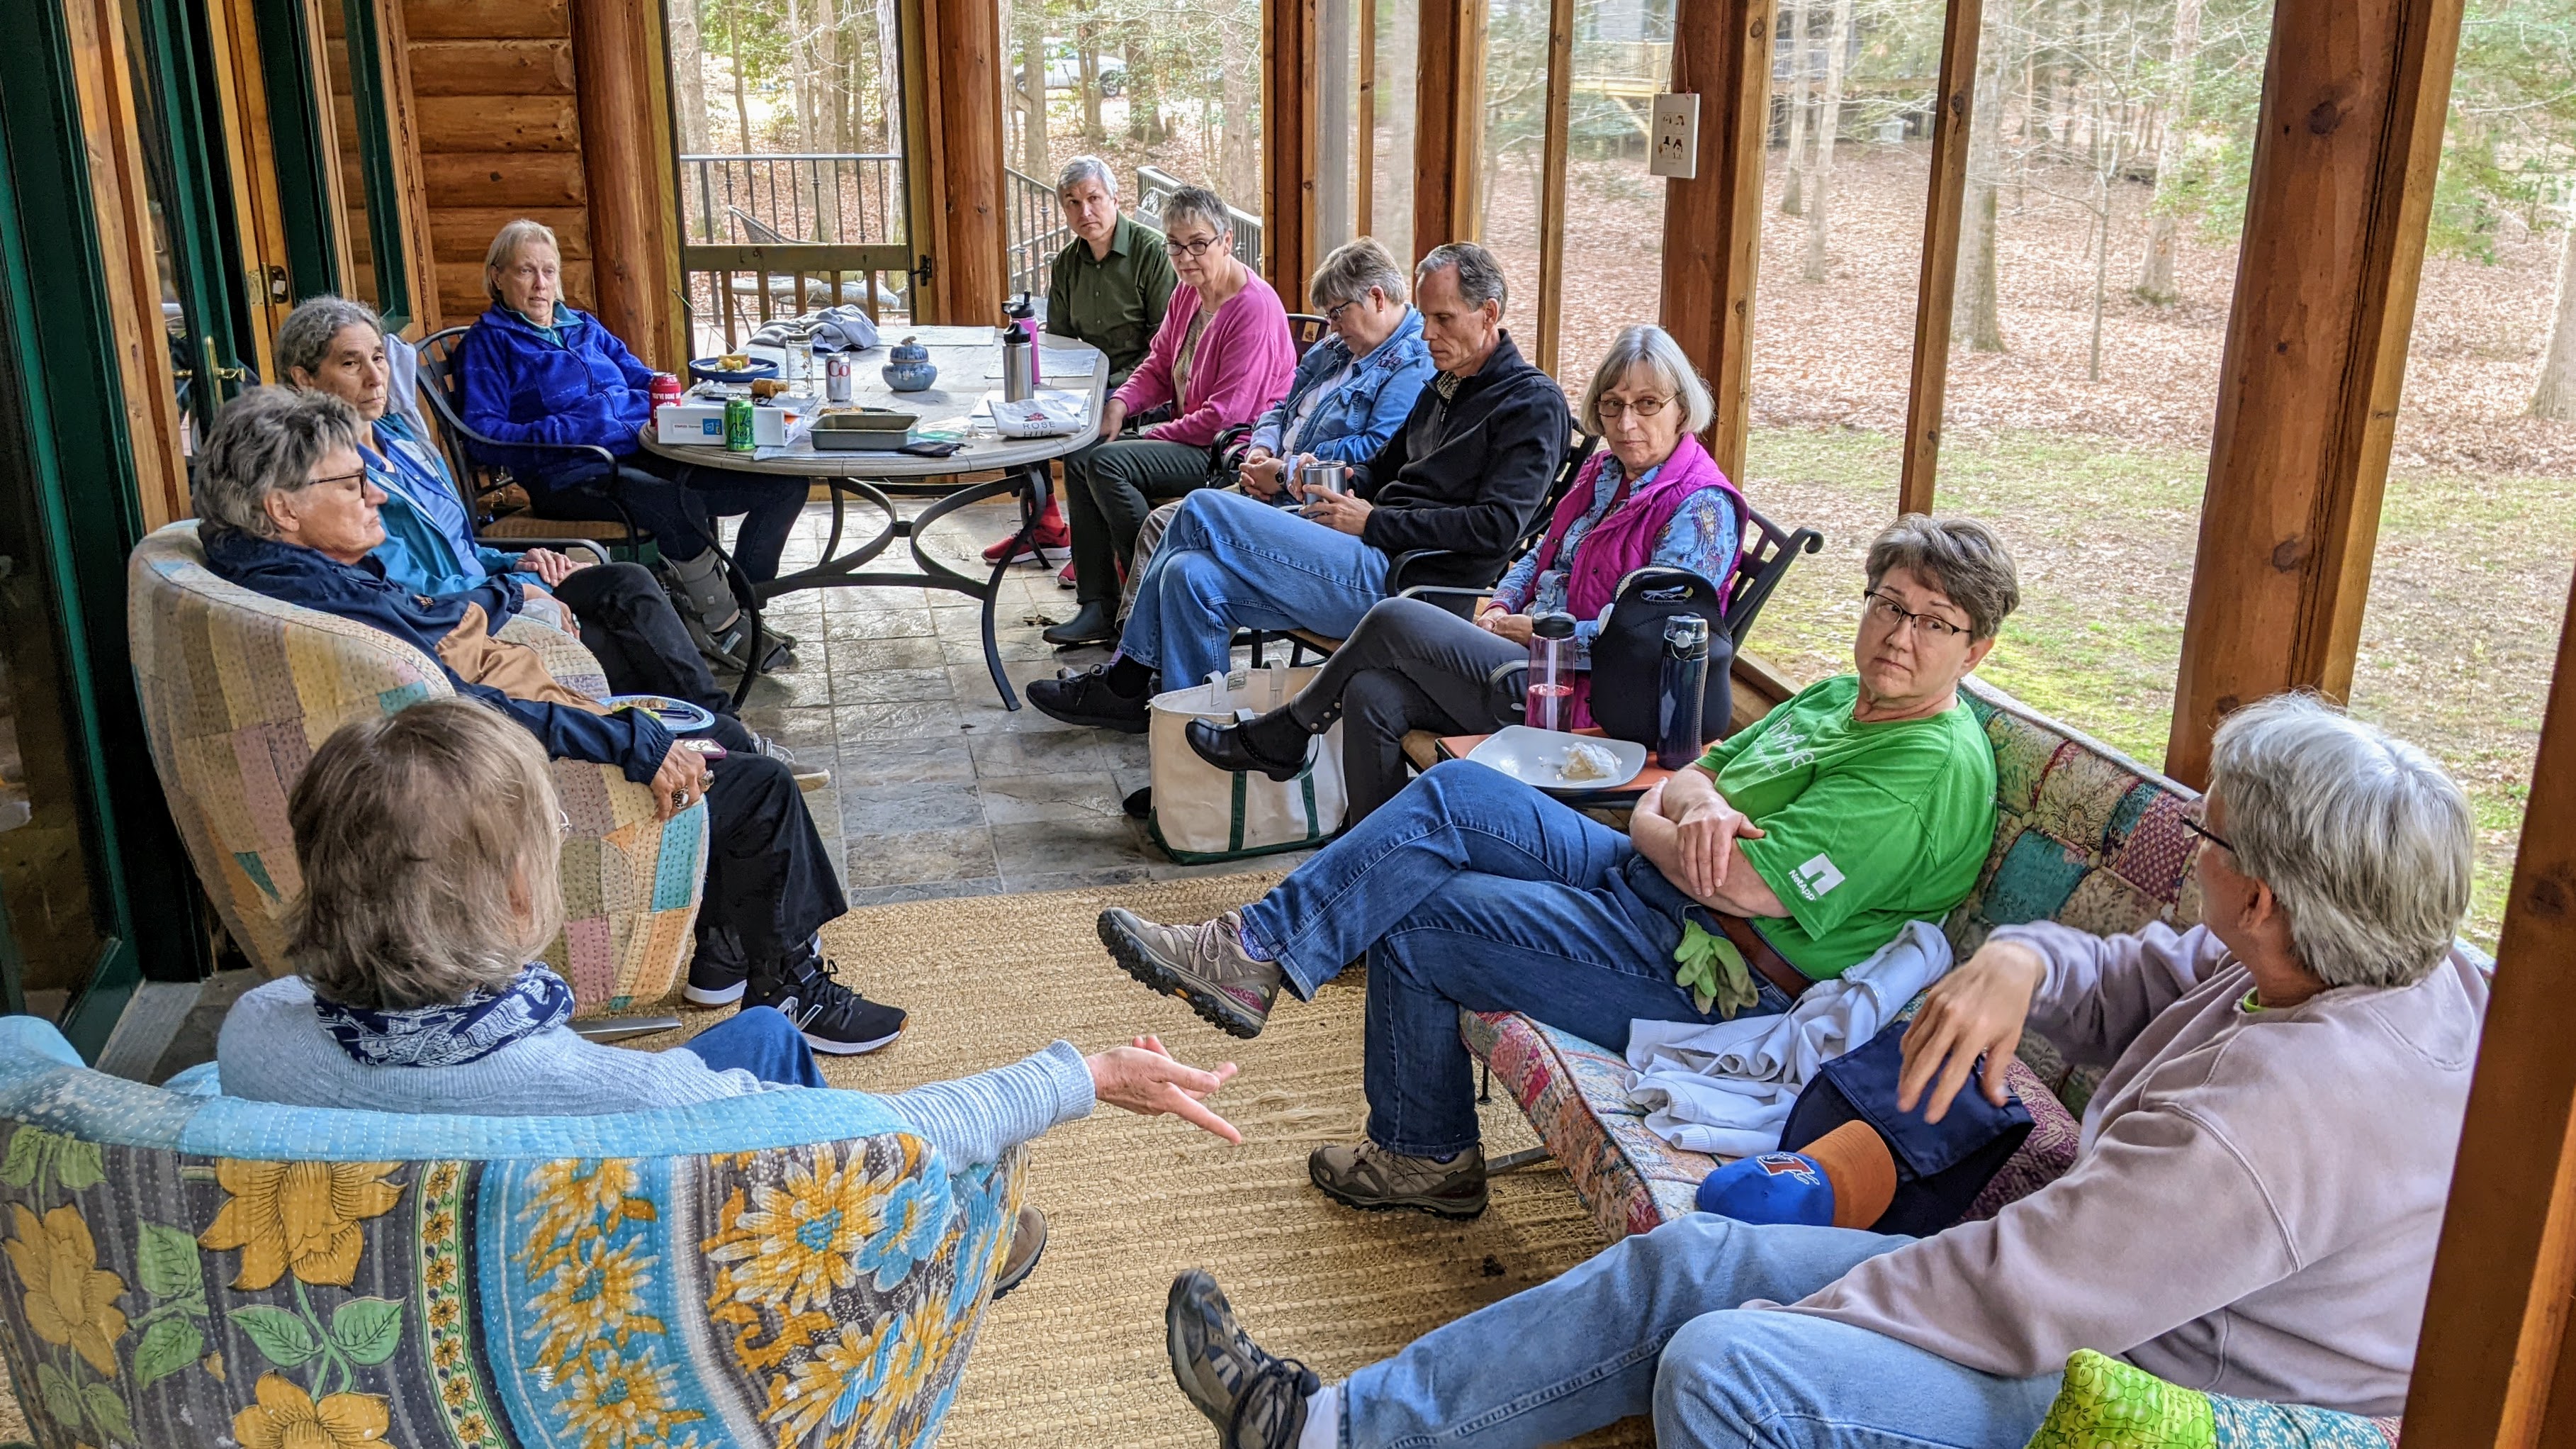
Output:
top-left (1465, 726), bottom-right (1648, 793)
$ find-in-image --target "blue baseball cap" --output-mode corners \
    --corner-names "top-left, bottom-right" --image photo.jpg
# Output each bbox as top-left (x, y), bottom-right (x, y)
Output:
top-left (1694, 1121), bottom-right (1896, 1229)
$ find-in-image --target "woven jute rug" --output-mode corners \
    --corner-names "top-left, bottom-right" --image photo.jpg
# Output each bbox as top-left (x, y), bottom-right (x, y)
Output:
top-left (801, 875), bottom-right (1655, 1448)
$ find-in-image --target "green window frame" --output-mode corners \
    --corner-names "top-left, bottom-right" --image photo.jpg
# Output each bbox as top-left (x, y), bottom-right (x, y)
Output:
top-left (252, 0), bottom-right (411, 328)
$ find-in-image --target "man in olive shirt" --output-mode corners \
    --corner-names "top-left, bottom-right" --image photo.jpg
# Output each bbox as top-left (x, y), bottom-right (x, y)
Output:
top-left (990, 156), bottom-right (1179, 563)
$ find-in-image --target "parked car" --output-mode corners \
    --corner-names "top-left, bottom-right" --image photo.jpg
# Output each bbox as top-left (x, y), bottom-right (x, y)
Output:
top-left (1011, 39), bottom-right (1127, 97)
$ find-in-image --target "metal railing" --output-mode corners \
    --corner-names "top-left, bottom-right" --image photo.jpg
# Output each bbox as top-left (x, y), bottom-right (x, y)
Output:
top-left (1135, 165), bottom-right (1264, 280)
top-left (1006, 167), bottom-right (1074, 300)
top-left (677, 152), bottom-right (914, 352)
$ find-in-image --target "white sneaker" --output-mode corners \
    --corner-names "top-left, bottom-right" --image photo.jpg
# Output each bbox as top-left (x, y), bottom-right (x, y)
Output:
top-left (753, 734), bottom-right (831, 791)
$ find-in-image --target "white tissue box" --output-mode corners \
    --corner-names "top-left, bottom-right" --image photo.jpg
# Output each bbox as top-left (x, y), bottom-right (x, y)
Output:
top-left (655, 400), bottom-right (808, 447)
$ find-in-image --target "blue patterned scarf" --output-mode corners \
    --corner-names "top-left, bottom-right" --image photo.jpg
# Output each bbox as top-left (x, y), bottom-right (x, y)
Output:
top-left (313, 964), bottom-right (577, 1068)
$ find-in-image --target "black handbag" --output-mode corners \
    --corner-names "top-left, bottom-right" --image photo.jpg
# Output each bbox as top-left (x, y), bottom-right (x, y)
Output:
top-left (1586, 566), bottom-right (1736, 748)
top-left (1779, 1019), bottom-right (2035, 1236)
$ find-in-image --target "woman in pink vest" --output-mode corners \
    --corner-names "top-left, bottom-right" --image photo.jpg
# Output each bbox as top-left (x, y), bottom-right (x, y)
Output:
top-left (1188, 323), bottom-right (1750, 820)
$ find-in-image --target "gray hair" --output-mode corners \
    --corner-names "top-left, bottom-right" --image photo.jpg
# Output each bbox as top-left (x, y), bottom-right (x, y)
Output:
top-left (1310, 237), bottom-right (1409, 310)
top-left (2207, 694), bottom-right (2473, 990)
top-left (275, 296), bottom-right (385, 383)
top-left (286, 698), bottom-right (564, 1010)
top-left (1864, 515), bottom-right (2021, 641)
top-left (1057, 155), bottom-right (1118, 199)
top-left (1417, 242), bottom-right (1507, 313)
top-left (1579, 324), bottom-right (1714, 435)
top-left (1161, 185), bottom-right (1233, 240)
top-left (192, 386), bottom-right (365, 542)
top-left (483, 218), bottom-right (561, 302)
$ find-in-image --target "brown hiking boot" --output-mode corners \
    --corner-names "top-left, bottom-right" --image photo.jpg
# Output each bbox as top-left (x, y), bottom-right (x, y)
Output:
top-left (1097, 907), bottom-right (1284, 1039)
top-left (1309, 1141), bottom-right (1489, 1219)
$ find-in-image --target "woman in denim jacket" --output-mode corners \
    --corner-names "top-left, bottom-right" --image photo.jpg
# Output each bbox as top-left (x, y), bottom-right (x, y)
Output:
top-left (1101, 237), bottom-right (1437, 630)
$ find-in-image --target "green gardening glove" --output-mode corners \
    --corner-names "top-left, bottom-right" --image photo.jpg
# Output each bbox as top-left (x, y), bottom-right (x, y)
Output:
top-left (1672, 922), bottom-right (1760, 1019)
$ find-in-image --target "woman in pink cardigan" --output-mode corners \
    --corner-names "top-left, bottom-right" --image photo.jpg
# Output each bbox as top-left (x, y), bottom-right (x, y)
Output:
top-left (1045, 185), bottom-right (1295, 647)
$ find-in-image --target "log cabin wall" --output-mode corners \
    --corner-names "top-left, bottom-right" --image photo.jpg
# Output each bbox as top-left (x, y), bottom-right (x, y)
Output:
top-left (401, 0), bottom-right (594, 335)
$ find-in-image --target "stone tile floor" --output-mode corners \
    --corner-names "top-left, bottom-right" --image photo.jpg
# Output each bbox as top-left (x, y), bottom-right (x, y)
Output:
top-left (733, 493), bottom-right (1312, 906)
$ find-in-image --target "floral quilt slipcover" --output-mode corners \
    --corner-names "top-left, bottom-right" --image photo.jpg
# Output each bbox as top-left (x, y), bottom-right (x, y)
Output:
top-left (0, 1017), bottom-right (1022, 1449)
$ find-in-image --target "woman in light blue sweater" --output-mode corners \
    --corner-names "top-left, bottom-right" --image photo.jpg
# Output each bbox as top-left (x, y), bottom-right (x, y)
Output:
top-left (215, 697), bottom-right (1240, 1292)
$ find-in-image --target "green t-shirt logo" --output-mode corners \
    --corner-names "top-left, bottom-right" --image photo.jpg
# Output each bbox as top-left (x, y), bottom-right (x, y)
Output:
top-left (1792, 852), bottom-right (1847, 900)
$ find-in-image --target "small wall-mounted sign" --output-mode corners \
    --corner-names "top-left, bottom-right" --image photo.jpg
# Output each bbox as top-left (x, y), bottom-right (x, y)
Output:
top-left (1650, 93), bottom-right (1702, 179)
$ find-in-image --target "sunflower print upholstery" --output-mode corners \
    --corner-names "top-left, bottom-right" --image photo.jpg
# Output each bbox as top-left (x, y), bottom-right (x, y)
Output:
top-left (0, 1016), bottom-right (1024, 1449)
top-left (128, 522), bottom-right (706, 1017)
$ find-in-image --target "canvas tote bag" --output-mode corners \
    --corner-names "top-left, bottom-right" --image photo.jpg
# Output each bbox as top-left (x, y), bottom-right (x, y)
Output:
top-left (1147, 663), bottom-right (1349, 863)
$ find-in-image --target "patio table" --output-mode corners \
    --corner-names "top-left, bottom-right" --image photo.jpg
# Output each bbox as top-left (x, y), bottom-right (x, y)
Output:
top-left (637, 325), bottom-right (1109, 709)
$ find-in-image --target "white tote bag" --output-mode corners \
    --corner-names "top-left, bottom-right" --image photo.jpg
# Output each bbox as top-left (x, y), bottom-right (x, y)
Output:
top-left (1147, 663), bottom-right (1349, 862)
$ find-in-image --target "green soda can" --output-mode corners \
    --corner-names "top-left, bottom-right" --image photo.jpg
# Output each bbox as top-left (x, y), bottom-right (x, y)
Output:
top-left (724, 397), bottom-right (756, 452)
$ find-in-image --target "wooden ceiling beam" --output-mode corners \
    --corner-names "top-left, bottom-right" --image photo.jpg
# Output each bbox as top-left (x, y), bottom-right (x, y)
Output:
top-left (2162, 0), bottom-right (2466, 785)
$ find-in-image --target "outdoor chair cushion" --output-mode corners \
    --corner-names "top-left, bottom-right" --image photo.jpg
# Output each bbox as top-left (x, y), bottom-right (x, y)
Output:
top-left (0, 1015), bottom-right (1023, 1449)
top-left (129, 522), bottom-right (706, 1016)
top-left (2025, 1350), bottom-right (2402, 1449)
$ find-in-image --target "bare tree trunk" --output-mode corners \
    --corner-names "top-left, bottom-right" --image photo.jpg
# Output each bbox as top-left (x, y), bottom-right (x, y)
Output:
top-left (876, 0), bottom-right (903, 153)
top-left (670, 0), bottom-right (710, 157)
top-left (1954, 6), bottom-right (2006, 352)
top-left (1800, 0), bottom-right (1852, 283)
top-left (2535, 217), bottom-right (2576, 420)
top-left (1778, 0), bottom-right (1810, 216)
top-left (1013, 1), bottom-right (1049, 177)
top-left (1383, 0), bottom-right (1415, 259)
top-left (1126, 38), bottom-right (1154, 146)
top-left (786, 0), bottom-right (811, 150)
top-left (729, 6), bottom-right (753, 151)
top-left (1220, 18), bottom-right (1258, 204)
top-left (1077, 22), bottom-right (1105, 147)
top-left (814, 0), bottom-right (845, 241)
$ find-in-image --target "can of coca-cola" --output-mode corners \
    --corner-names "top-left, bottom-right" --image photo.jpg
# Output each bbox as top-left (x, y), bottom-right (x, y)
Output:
top-left (824, 352), bottom-right (853, 405)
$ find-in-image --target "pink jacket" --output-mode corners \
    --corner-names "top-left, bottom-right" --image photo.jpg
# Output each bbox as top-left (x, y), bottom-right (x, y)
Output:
top-left (1113, 272), bottom-right (1296, 448)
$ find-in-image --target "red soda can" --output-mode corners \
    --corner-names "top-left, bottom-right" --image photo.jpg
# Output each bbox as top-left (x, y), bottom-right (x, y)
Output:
top-left (650, 372), bottom-right (684, 410)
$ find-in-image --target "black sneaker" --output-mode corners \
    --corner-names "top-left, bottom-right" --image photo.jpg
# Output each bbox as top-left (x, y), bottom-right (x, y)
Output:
top-left (683, 931), bottom-right (748, 1007)
top-left (745, 948), bottom-right (907, 1054)
top-left (1166, 1270), bottom-right (1315, 1448)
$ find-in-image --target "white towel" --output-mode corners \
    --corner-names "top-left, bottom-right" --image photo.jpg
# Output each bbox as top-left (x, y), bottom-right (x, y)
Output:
top-left (1624, 920), bottom-right (1954, 1158)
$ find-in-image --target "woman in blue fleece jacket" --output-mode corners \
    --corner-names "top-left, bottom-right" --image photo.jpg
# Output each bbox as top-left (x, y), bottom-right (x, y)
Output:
top-left (453, 218), bottom-right (808, 660)
top-left (190, 387), bottom-right (902, 1053)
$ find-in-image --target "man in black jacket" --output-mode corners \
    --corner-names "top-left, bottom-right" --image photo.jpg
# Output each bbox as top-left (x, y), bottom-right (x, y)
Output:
top-left (1029, 242), bottom-right (1570, 732)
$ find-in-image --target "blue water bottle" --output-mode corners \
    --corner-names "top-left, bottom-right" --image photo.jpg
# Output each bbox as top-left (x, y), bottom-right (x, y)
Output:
top-left (1656, 616), bottom-right (1711, 770)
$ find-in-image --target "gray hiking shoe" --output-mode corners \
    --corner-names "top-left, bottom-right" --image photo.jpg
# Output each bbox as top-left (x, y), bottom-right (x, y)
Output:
top-left (1166, 1270), bottom-right (1316, 1448)
top-left (1310, 1141), bottom-right (1489, 1219)
top-left (750, 733), bottom-right (830, 791)
top-left (1096, 907), bottom-right (1283, 1039)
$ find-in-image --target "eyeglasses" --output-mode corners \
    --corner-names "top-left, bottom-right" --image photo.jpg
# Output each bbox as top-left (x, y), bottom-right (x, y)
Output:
top-left (557, 810), bottom-right (573, 837)
top-left (302, 467), bottom-right (369, 491)
top-left (1860, 590), bottom-right (1972, 642)
top-left (1163, 234), bottom-right (1225, 258)
top-left (1324, 299), bottom-right (1360, 325)
top-left (2181, 808), bottom-right (2234, 854)
top-left (1596, 394), bottom-right (1672, 420)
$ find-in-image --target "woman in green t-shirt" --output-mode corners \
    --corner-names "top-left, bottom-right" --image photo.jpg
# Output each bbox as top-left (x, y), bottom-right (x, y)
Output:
top-left (1093, 515), bottom-right (2023, 1219)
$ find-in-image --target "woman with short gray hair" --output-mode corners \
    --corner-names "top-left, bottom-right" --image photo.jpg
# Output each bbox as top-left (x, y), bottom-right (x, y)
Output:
top-left (1187, 322), bottom-right (1749, 822)
top-left (1045, 183), bottom-right (1295, 646)
top-left (214, 697), bottom-right (1252, 1300)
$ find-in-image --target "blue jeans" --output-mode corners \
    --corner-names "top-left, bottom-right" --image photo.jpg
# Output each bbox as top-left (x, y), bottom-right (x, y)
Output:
top-left (1120, 488), bottom-right (1391, 688)
top-left (1338, 1214), bottom-right (2062, 1448)
top-left (1238, 761), bottom-right (1789, 1158)
top-left (678, 1006), bottom-right (826, 1087)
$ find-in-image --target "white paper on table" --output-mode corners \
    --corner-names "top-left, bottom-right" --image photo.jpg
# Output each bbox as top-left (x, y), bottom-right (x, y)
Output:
top-left (749, 415), bottom-right (818, 460)
top-left (984, 388), bottom-right (1092, 437)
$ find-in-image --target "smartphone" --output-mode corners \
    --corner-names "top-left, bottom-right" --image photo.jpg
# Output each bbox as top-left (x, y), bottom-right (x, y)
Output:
top-left (678, 737), bottom-right (730, 759)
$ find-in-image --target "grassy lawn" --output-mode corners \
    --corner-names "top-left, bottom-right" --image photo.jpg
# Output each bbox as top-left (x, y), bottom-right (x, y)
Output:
top-left (1736, 425), bottom-right (2575, 948)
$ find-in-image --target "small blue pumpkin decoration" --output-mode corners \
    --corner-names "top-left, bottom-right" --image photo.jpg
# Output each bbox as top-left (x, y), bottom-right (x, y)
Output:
top-left (882, 336), bottom-right (938, 393)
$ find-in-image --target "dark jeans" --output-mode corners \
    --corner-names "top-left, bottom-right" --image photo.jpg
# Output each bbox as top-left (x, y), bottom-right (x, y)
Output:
top-left (529, 452), bottom-right (808, 581)
top-left (693, 746), bottom-right (846, 973)
top-left (546, 561), bottom-right (729, 715)
top-left (679, 1005), bottom-right (826, 1086)
top-left (1286, 595), bottom-right (1529, 822)
top-left (1237, 760), bottom-right (1788, 1158)
top-left (1062, 437), bottom-right (1215, 606)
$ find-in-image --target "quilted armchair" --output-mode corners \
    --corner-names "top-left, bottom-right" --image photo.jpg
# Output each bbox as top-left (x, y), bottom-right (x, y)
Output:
top-left (0, 1017), bottom-right (1023, 1449)
top-left (128, 522), bottom-right (705, 1016)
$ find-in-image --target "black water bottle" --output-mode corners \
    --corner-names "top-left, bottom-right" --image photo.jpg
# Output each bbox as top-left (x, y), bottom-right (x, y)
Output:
top-left (1656, 616), bottom-right (1711, 771)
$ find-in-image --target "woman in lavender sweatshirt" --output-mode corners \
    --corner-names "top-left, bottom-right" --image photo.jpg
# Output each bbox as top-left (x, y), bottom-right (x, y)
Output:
top-left (1047, 184), bottom-right (1296, 647)
top-left (213, 698), bottom-right (1242, 1300)
top-left (1163, 692), bottom-right (2484, 1448)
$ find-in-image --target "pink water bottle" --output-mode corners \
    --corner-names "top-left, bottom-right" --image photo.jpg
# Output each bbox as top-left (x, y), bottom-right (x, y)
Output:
top-left (1525, 612), bottom-right (1577, 730)
top-left (1007, 293), bottom-right (1042, 384)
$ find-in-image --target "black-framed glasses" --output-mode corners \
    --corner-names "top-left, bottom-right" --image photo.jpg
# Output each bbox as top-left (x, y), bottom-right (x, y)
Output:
top-left (1324, 299), bottom-right (1360, 325)
top-left (1860, 590), bottom-right (1972, 642)
top-left (302, 466), bottom-right (369, 491)
top-left (2181, 810), bottom-right (2234, 854)
top-left (1596, 394), bottom-right (1671, 420)
top-left (1163, 234), bottom-right (1225, 258)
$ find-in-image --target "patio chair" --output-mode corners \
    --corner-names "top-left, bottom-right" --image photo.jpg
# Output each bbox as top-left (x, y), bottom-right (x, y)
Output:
top-left (0, 1014), bottom-right (1025, 1449)
top-left (128, 522), bottom-right (706, 1018)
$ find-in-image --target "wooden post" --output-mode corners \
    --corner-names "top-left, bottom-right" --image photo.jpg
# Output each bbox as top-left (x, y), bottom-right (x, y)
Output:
top-left (1356, 0), bottom-right (1375, 238)
top-left (1658, 0), bottom-right (1775, 485)
top-left (568, 0), bottom-right (682, 364)
top-left (1263, 0), bottom-right (1319, 300)
top-left (2161, 0), bottom-right (2465, 786)
top-left (1411, 0), bottom-right (1483, 260)
top-left (2405, 574), bottom-right (2576, 1448)
top-left (373, 0), bottom-right (444, 334)
top-left (906, 0), bottom-right (1006, 324)
top-left (1896, 0), bottom-right (1982, 516)
top-left (1532, 0), bottom-right (1573, 376)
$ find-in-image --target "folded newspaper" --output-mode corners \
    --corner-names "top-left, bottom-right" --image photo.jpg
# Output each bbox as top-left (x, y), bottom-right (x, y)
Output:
top-left (984, 389), bottom-right (1093, 438)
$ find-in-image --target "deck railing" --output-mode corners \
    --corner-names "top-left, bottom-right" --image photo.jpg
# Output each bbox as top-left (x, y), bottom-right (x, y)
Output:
top-left (1003, 164), bottom-right (1266, 306)
top-left (677, 151), bottom-right (914, 352)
